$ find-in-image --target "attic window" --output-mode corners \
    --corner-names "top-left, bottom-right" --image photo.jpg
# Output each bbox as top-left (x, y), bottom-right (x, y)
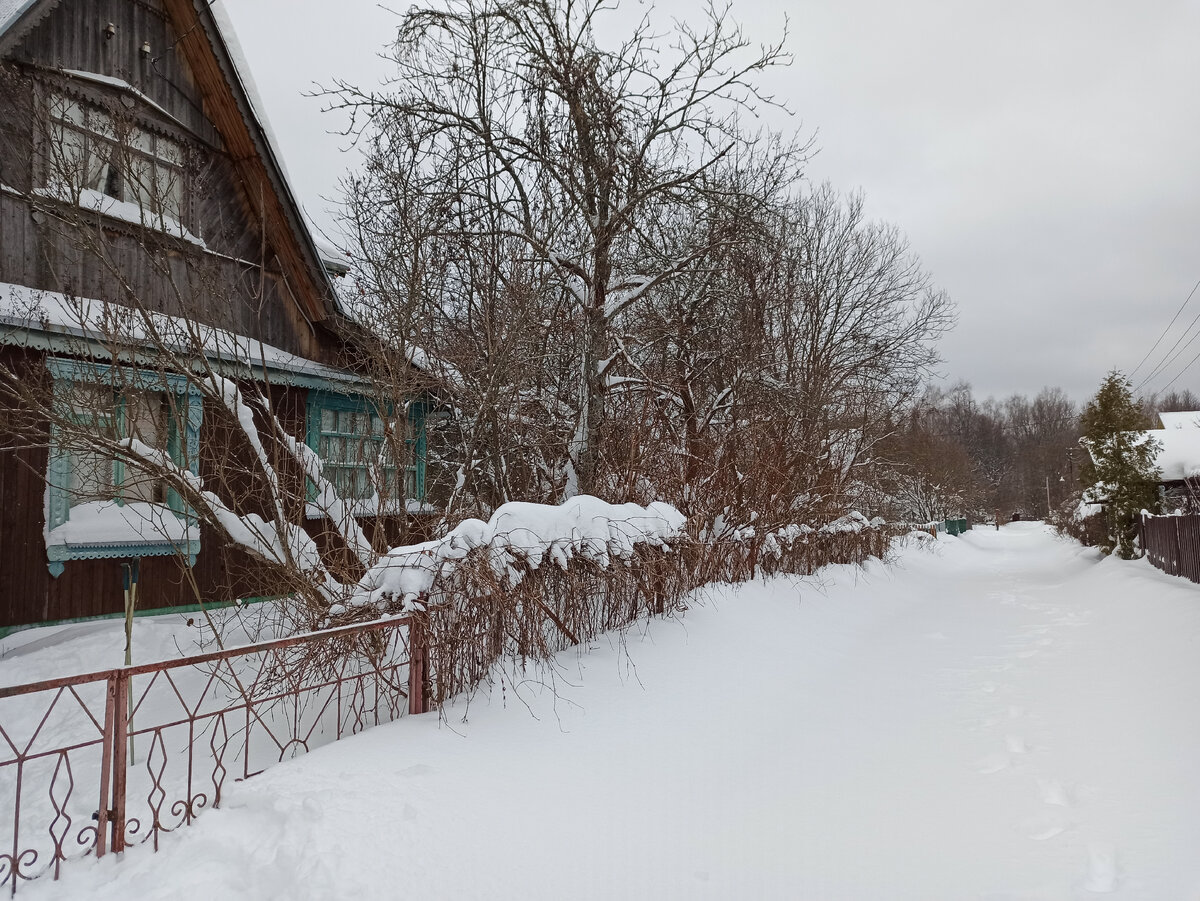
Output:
top-left (45, 92), bottom-right (186, 222)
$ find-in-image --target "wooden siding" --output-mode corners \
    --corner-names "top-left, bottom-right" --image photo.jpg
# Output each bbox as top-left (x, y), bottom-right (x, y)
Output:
top-left (0, 2), bottom-right (418, 629)
top-left (0, 0), bottom-right (335, 361)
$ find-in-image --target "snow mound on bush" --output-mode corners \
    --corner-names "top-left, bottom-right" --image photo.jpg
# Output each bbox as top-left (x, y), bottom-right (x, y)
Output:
top-left (345, 496), bottom-right (686, 612)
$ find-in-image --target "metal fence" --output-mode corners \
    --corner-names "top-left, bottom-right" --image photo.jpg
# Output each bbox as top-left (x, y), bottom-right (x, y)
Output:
top-left (0, 614), bottom-right (422, 895)
top-left (1140, 513), bottom-right (1200, 584)
top-left (0, 525), bottom-right (899, 894)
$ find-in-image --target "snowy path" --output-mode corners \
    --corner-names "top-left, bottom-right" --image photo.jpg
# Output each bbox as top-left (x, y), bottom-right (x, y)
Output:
top-left (30, 524), bottom-right (1200, 899)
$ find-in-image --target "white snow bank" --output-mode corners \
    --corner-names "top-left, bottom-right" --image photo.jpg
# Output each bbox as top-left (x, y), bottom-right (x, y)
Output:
top-left (32, 523), bottom-right (1200, 900)
top-left (349, 497), bottom-right (686, 611)
top-left (45, 500), bottom-right (196, 548)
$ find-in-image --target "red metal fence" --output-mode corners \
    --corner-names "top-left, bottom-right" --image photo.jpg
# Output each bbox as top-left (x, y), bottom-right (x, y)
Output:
top-left (1139, 513), bottom-right (1200, 583)
top-left (0, 525), bottom-right (898, 894)
top-left (0, 615), bottom-right (423, 895)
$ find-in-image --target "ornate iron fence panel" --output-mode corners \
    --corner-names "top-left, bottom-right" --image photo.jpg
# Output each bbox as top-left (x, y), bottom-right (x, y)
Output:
top-left (0, 615), bottom-right (420, 895)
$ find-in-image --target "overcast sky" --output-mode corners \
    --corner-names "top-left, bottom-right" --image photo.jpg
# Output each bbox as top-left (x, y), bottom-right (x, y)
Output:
top-left (223, 0), bottom-right (1200, 404)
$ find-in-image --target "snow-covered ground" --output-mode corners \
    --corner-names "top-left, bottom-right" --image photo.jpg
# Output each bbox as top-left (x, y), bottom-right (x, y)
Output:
top-left (21, 523), bottom-right (1200, 899)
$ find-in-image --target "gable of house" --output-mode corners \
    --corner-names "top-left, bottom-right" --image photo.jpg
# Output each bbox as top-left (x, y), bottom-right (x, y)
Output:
top-left (0, 0), bottom-right (342, 361)
top-left (0, 1), bottom-right (436, 633)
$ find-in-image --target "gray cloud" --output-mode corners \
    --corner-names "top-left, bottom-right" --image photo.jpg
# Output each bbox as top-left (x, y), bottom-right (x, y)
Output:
top-left (225, 0), bottom-right (1200, 403)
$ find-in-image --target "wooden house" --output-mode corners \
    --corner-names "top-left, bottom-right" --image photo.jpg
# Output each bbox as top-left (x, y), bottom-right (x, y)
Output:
top-left (0, 0), bottom-right (429, 632)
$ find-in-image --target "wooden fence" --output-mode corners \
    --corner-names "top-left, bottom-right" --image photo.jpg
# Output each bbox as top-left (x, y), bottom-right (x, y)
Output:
top-left (1139, 513), bottom-right (1200, 584)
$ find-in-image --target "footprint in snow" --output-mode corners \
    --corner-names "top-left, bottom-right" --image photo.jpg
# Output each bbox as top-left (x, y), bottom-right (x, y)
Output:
top-left (976, 752), bottom-right (1010, 775)
top-left (1082, 843), bottom-right (1118, 893)
top-left (1005, 734), bottom-right (1029, 755)
top-left (399, 763), bottom-right (436, 777)
top-left (1022, 808), bottom-right (1075, 841)
top-left (1037, 778), bottom-right (1071, 807)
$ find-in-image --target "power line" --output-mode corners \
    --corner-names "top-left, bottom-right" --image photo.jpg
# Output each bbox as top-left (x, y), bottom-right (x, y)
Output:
top-left (1154, 339), bottom-right (1200, 395)
top-left (1130, 276), bottom-right (1200, 384)
top-left (1137, 309), bottom-right (1200, 393)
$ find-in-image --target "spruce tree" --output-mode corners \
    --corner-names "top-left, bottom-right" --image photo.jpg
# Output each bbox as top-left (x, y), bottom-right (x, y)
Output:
top-left (1079, 371), bottom-right (1161, 558)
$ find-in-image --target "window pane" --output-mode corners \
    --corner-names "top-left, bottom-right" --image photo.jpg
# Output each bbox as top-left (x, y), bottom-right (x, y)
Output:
top-left (157, 135), bottom-right (184, 167)
top-left (321, 408), bottom-right (335, 432)
top-left (87, 108), bottom-right (114, 141)
top-left (50, 94), bottom-right (83, 125)
top-left (131, 130), bottom-right (154, 155)
top-left (84, 143), bottom-right (117, 197)
top-left (120, 390), bottom-right (166, 503)
top-left (69, 449), bottom-right (115, 504)
top-left (125, 155), bottom-right (154, 209)
top-left (370, 415), bottom-right (384, 436)
top-left (337, 410), bottom-right (352, 434)
top-left (124, 390), bottom-right (163, 445)
top-left (156, 165), bottom-right (183, 220)
top-left (50, 127), bottom-right (87, 193)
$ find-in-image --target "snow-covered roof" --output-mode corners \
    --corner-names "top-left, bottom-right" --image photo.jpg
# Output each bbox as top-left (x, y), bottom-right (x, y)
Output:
top-left (310, 232), bottom-right (352, 276)
top-left (0, 0), bottom-right (36, 35)
top-left (1140, 428), bottom-right (1200, 482)
top-left (0, 281), bottom-right (368, 391)
top-left (205, 2), bottom-right (348, 303)
top-left (1158, 411), bottom-right (1200, 430)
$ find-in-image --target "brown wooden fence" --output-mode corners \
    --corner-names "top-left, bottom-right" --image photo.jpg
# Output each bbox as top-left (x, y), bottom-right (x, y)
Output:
top-left (1139, 513), bottom-right (1200, 583)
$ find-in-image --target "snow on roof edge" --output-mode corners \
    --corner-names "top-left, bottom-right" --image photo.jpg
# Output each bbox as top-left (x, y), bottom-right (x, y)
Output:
top-left (0, 0), bottom-right (38, 37)
top-left (206, 1), bottom-right (347, 314)
top-left (0, 281), bottom-right (367, 389)
top-left (1158, 411), bottom-right (1200, 430)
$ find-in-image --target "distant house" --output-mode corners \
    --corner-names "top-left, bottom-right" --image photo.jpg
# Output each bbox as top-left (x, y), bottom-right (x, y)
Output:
top-left (0, 0), bottom-right (430, 631)
top-left (1113, 411), bottom-right (1200, 513)
top-left (1142, 412), bottom-right (1200, 487)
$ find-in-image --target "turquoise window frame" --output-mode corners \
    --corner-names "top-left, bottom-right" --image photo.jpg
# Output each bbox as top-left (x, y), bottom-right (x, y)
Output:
top-left (45, 358), bottom-right (203, 576)
top-left (304, 389), bottom-right (426, 510)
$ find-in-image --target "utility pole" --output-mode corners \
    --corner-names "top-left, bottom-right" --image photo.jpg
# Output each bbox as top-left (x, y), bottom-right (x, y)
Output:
top-left (1046, 474), bottom-right (1052, 519)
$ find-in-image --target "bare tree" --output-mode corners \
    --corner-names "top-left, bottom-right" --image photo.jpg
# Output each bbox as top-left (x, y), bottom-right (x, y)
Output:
top-left (327, 0), bottom-right (805, 497)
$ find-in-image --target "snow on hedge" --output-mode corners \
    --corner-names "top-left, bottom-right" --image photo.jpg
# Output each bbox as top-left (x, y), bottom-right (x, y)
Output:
top-left (344, 497), bottom-right (686, 613)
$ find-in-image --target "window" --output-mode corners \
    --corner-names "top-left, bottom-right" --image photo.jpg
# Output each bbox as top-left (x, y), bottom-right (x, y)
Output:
top-left (63, 382), bottom-right (167, 506)
top-left (45, 359), bottom-right (203, 576)
top-left (305, 391), bottom-right (425, 516)
top-left (46, 92), bottom-right (186, 223)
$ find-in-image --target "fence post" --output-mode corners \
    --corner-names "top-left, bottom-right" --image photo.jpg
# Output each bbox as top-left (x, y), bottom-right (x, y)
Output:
top-left (408, 614), bottom-right (429, 716)
top-left (110, 670), bottom-right (128, 853)
top-left (95, 674), bottom-right (118, 859)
